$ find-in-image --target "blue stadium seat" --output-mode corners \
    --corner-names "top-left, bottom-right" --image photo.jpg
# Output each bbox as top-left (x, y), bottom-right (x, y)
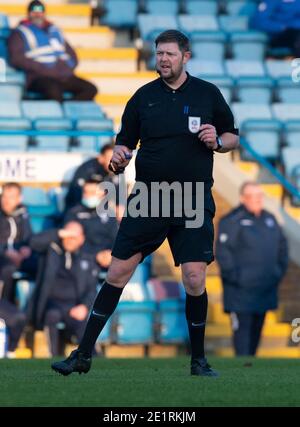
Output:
top-left (272, 103), bottom-right (300, 121)
top-left (29, 136), bottom-right (69, 152)
top-left (63, 101), bottom-right (104, 120)
top-left (204, 76), bottom-right (234, 103)
top-left (96, 317), bottom-right (113, 344)
top-left (21, 100), bottom-right (64, 119)
top-left (219, 15), bottom-right (249, 33)
top-left (232, 103), bottom-right (272, 126)
top-left (0, 84), bottom-right (23, 101)
top-left (226, 0), bottom-right (257, 16)
top-left (15, 280), bottom-right (35, 311)
top-left (266, 60), bottom-right (293, 79)
top-left (225, 59), bottom-right (266, 77)
top-left (284, 121), bottom-right (300, 149)
top-left (178, 15), bottom-right (219, 33)
top-left (281, 147), bottom-right (300, 180)
top-left (115, 301), bottom-right (156, 344)
top-left (0, 14), bottom-right (10, 39)
top-left (146, 279), bottom-right (185, 301)
top-left (230, 31), bottom-right (267, 60)
top-left (185, 0), bottom-right (218, 15)
top-left (235, 76), bottom-right (274, 104)
top-left (146, 0), bottom-right (179, 15)
top-left (190, 31), bottom-right (226, 61)
top-left (187, 59), bottom-right (225, 77)
top-left (137, 14), bottom-right (178, 40)
top-left (0, 38), bottom-right (7, 59)
top-left (276, 77), bottom-right (300, 103)
top-left (157, 299), bottom-right (189, 344)
top-left (101, 0), bottom-right (138, 28)
top-left (0, 136), bottom-right (28, 151)
top-left (4, 66), bottom-right (25, 85)
top-left (0, 108), bottom-right (30, 151)
top-left (241, 119), bottom-right (282, 162)
top-left (23, 187), bottom-right (57, 232)
top-left (0, 100), bottom-right (22, 117)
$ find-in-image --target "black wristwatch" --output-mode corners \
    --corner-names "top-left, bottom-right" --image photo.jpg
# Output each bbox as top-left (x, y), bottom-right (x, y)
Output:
top-left (214, 136), bottom-right (223, 152)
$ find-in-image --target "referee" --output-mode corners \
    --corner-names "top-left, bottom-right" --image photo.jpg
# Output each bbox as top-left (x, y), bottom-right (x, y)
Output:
top-left (52, 30), bottom-right (239, 377)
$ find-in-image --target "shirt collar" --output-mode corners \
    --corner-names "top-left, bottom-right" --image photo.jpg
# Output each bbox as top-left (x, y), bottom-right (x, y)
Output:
top-left (160, 72), bottom-right (191, 93)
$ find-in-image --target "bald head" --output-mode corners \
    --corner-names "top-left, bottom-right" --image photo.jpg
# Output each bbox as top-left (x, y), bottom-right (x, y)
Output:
top-left (240, 182), bottom-right (264, 216)
top-left (61, 221), bottom-right (85, 252)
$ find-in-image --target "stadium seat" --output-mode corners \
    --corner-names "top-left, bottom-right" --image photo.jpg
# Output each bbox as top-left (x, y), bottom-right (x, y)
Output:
top-left (232, 103), bottom-right (272, 126)
top-left (0, 14), bottom-right (10, 38)
top-left (115, 301), bottom-right (156, 344)
top-left (21, 100), bottom-right (64, 119)
top-left (235, 76), bottom-right (274, 104)
top-left (284, 121), bottom-right (300, 149)
top-left (0, 84), bottom-right (23, 101)
top-left (0, 111), bottom-right (30, 151)
top-left (225, 60), bottom-right (266, 77)
top-left (146, 0), bottom-right (179, 15)
top-left (15, 280), bottom-right (36, 311)
top-left (0, 38), bottom-right (7, 59)
top-left (190, 32), bottom-right (226, 61)
top-left (178, 15), bottom-right (219, 33)
top-left (218, 15), bottom-right (249, 33)
top-left (185, 0), bottom-right (219, 15)
top-left (266, 60), bottom-right (293, 79)
top-left (281, 147), bottom-right (300, 180)
top-left (157, 299), bottom-right (189, 344)
top-left (276, 77), bottom-right (300, 104)
top-left (0, 136), bottom-right (28, 151)
top-left (101, 0), bottom-right (138, 28)
top-left (272, 103), bottom-right (300, 121)
top-left (146, 279), bottom-right (185, 301)
top-left (230, 31), bottom-right (267, 60)
top-left (187, 59), bottom-right (225, 77)
top-left (63, 101), bottom-right (105, 120)
top-left (226, 0), bottom-right (257, 16)
top-left (4, 66), bottom-right (25, 85)
top-left (137, 14), bottom-right (178, 40)
top-left (204, 76), bottom-right (234, 103)
top-left (0, 100), bottom-right (22, 117)
top-left (241, 119), bottom-right (282, 162)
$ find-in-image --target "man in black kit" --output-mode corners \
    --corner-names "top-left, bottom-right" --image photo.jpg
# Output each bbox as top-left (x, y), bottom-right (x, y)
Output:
top-left (52, 30), bottom-right (239, 377)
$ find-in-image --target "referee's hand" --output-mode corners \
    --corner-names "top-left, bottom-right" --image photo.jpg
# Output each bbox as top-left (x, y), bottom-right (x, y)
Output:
top-left (198, 124), bottom-right (218, 150)
top-left (110, 145), bottom-right (132, 173)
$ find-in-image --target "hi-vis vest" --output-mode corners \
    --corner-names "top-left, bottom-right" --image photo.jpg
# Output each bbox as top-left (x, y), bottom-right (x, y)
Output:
top-left (17, 22), bottom-right (75, 68)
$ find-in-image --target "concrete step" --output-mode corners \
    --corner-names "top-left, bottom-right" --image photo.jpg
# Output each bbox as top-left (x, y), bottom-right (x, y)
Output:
top-left (216, 347), bottom-right (300, 358)
top-left (65, 27), bottom-right (115, 49)
top-left (76, 48), bottom-right (138, 73)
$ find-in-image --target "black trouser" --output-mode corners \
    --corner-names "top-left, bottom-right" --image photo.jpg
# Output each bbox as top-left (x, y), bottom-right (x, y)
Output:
top-left (44, 303), bottom-right (87, 356)
top-left (0, 299), bottom-right (27, 352)
top-left (28, 75), bottom-right (98, 103)
top-left (230, 312), bottom-right (266, 356)
top-left (270, 28), bottom-right (300, 57)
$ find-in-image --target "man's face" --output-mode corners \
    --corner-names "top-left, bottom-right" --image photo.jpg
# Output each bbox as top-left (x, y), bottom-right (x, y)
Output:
top-left (240, 185), bottom-right (264, 216)
top-left (1, 187), bottom-right (22, 215)
top-left (156, 42), bottom-right (190, 82)
top-left (28, 11), bottom-right (46, 27)
top-left (98, 149), bottom-right (113, 172)
top-left (62, 223), bottom-right (85, 253)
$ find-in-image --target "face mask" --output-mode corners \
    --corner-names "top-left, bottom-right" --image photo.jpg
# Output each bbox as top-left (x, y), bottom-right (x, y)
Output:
top-left (82, 197), bottom-right (100, 209)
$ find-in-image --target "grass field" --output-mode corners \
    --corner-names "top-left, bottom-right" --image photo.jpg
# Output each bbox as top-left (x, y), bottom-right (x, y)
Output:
top-left (0, 356), bottom-right (300, 407)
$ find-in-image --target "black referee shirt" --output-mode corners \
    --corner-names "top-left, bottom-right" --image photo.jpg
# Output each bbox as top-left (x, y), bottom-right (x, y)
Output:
top-left (116, 73), bottom-right (238, 185)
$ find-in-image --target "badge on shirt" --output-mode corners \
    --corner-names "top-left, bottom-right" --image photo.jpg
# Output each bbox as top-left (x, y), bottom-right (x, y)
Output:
top-left (265, 217), bottom-right (275, 228)
top-left (188, 116), bottom-right (201, 133)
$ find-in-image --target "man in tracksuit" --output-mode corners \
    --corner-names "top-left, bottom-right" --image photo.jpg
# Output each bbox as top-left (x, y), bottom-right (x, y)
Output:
top-left (216, 182), bottom-right (288, 356)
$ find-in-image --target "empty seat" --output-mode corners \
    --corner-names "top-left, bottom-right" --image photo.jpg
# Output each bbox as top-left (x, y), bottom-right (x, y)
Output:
top-left (282, 147), bottom-right (300, 179)
top-left (75, 118), bottom-right (114, 152)
top-left (241, 119), bottom-right (282, 162)
top-left (101, 0), bottom-right (137, 28)
top-left (235, 76), bottom-right (274, 104)
top-left (0, 136), bottom-right (28, 151)
top-left (276, 77), bottom-right (300, 103)
top-left (232, 103), bottom-right (272, 126)
top-left (191, 32), bottom-right (226, 61)
top-left (0, 84), bottom-right (23, 101)
top-left (0, 38), bottom-right (7, 59)
top-left (272, 103), bottom-right (300, 121)
top-left (115, 301), bottom-right (156, 344)
top-left (22, 100), bottom-right (64, 119)
top-left (33, 118), bottom-right (73, 130)
top-left (225, 60), bottom-right (266, 77)
top-left (157, 299), bottom-right (189, 344)
top-left (0, 100), bottom-right (22, 117)
top-left (226, 0), bottom-right (257, 16)
top-left (187, 59), bottom-right (225, 77)
top-left (146, 0), bottom-right (179, 15)
top-left (284, 121), bottom-right (300, 149)
top-left (29, 136), bottom-right (69, 152)
top-left (63, 101), bottom-right (104, 120)
top-left (219, 15), bottom-right (249, 32)
top-left (4, 66), bottom-right (25, 85)
top-left (137, 14), bottom-right (178, 40)
top-left (22, 187), bottom-right (54, 207)
top-left (147, 279), bottom-right (185, 301)
top-left (230, 31), bottom-right (267, 60)
top-left (185, 0), bottom-right (218, 15)
top-left (178, 15), bottom-right (219, 32)
top-left (266, 60), bottom-right (293, 79)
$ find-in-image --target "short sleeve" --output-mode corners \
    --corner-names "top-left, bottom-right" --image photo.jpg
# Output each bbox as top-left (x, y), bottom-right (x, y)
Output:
top-left (212, 87), bottom-right (239, 136)
top-left (115, 94), bottom-right (140, 150)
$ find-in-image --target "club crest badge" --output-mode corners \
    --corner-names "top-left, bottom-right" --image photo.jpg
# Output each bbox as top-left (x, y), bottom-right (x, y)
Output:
top-left (188, 116), bottom-right (201, 133)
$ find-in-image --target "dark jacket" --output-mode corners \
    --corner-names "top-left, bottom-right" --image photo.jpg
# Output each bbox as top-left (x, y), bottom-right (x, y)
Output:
top-left (216, 205), bottom-right (288, 314)
top-left (0, 205), bottom-right (32, 256)
top-left (29, 229), bottom-right (98, 329)
top-left (250, 0), bottom-right (300, 34)
top-left (64, 204), bottom-right (118, 256)
top-left (7, 20), bottom-right (78, 88)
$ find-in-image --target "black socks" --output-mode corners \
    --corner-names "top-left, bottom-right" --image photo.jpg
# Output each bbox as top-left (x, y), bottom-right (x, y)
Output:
top-left (78, 281), bottom-right (123, 357)
top-left (185, 290), bottom-right (208, 360)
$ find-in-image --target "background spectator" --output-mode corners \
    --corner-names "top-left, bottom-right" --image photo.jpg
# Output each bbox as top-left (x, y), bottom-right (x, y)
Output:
top-left (216, 182), bottom-right (289, 356)
top-left (7, 0), bottom-right (97, 102)
top-left (250, 0), bottom-right (300, 57)
top-left (29, 221), bottom-right (99, 356)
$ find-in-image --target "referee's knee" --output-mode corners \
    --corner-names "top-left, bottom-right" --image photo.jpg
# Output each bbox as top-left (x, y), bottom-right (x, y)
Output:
top-left (182, 270), bottom-right (206, 296)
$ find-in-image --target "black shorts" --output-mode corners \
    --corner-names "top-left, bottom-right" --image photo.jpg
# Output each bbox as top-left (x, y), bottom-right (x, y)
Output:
top-left (112, 206), bottom-right (215, 267)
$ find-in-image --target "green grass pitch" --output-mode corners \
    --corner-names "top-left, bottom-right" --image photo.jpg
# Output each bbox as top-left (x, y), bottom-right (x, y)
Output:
top-left (0, 357), bottom-right (300, 407)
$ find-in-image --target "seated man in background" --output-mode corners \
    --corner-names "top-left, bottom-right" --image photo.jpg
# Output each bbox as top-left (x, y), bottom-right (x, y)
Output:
top-left (250, 0), bottom-right (300, 57)
top-left (64, 143), bottom-right (115, 211)
top-left (30, 221), bottom-right (99, 356)
top-left (64, 180), bottom-right (119, 272)
top-left (7, 0), bottom-right (97, 102)
top-left (0, 182), bottom-right (36, 303)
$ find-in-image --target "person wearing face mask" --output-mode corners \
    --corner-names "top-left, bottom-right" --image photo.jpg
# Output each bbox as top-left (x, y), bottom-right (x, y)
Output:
top-left (7, 0), bottom-right (97, 102)
top-left (29, 221), bottom-right (99, 356)
top-left (63, 179), bottom-right (119, 270)
top-left (216, 182), bottom-right (288, 356)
